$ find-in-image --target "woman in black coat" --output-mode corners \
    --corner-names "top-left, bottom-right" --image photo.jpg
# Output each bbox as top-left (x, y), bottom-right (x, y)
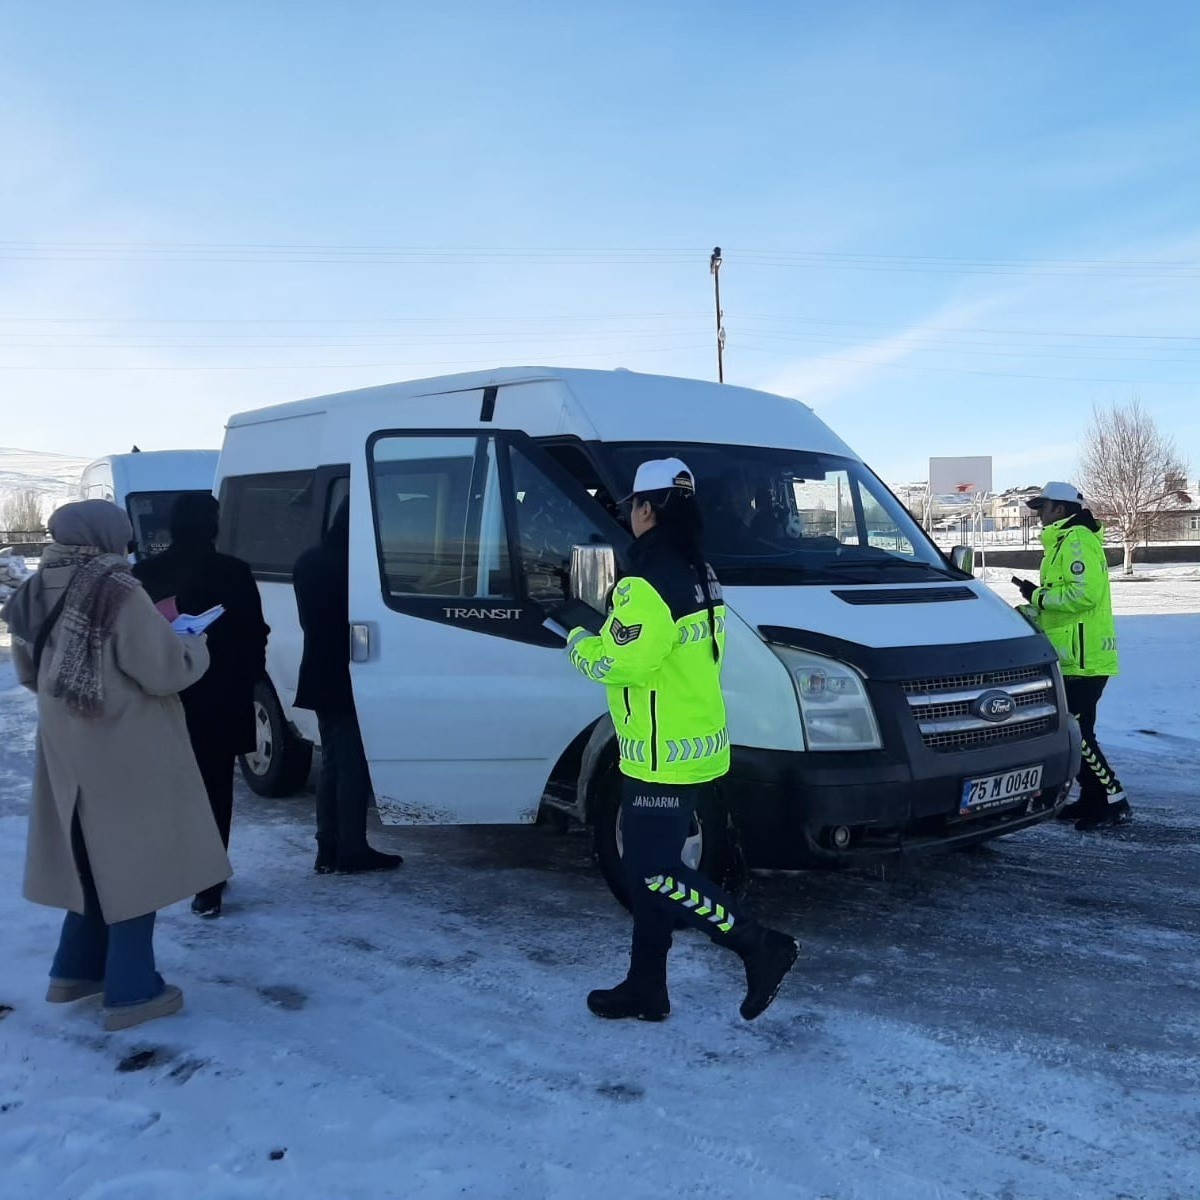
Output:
top-left (134, 492), bottom-right (269, 917)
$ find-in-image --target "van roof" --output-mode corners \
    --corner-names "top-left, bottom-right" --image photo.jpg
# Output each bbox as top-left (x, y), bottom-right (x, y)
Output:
top-left (225, 366), bottom-right (857, 457)
top-left (83, 449), bottom-right (219, 494)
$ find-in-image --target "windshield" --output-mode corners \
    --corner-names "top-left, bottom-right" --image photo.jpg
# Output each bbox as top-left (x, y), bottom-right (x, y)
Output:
top-left (126, 490), bottom-right (210, 560)
top-left (604, 444), bottom-right (954, 585)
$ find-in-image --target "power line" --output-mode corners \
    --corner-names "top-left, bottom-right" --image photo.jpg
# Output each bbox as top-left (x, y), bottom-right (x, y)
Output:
top-left (730, 344), bottom-right (1199, 386)
top-left (0, 311), bottom-right (1193, 342)
top-left (0, 240), bottom-right (1195, 278)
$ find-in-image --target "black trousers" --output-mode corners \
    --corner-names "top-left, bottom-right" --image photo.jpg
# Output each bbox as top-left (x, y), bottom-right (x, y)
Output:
top-left (1064, 676), bottom-right (1124, 815)
top-left (191, 730), bottom-right (235, 905)
top-left (315, 710), bottom-right (372, 859)
top-left (620, 778), bottom-right (743, 978)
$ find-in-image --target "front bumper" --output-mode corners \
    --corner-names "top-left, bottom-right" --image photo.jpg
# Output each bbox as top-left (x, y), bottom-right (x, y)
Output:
top-left (726, 713), bottom-right (1082, 869)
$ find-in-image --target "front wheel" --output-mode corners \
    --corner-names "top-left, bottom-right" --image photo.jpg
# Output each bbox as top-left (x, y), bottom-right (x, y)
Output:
top-left (239, 681), bottom-right (313, 797)
top-left (591, 763), bottom-right (743, 910)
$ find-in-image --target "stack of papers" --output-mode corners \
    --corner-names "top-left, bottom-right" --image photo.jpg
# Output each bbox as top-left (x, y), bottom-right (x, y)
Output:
top-left (171, 605), bottom-right (225, 636)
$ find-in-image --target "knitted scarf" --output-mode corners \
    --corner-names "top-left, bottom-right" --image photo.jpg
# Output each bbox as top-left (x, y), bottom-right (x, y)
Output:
top-left (46, 550), bottom-right (142, 717)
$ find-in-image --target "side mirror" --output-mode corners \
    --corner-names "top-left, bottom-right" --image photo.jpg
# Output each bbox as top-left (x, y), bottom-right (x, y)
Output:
top-left (570, 544), bottom-right (616, 613)
top-left (950, 544), bottom-right (975, 575)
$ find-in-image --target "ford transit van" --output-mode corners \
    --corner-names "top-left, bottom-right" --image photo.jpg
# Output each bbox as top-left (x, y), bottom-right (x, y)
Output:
top-left (215, 368), bottom-right (1080, 897)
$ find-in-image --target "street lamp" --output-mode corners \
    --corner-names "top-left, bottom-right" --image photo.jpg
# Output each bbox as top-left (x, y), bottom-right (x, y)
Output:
top-left (710, 246), bottom-right (725, 383)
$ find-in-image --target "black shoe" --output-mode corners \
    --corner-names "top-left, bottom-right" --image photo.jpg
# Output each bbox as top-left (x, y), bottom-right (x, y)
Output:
top-left (731, 925), bottom-right (799, 1021)
top-left (1055, 800), bottom-right (1086, 822)
top-left (1075, 800), bottom-right (1133, 832)
top-left (190, 893), bottom-right (222, 919)
top-left (314, 844), bottom-right (337, 875)
top-left (586, 977), bottom-right (670, 1021)
top-left (336, 847), bottom-right (404, 874)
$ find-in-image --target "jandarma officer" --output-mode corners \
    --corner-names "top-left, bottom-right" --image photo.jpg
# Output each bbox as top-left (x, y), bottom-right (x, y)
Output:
top-left (1015, 481), bottom-right (1132, 831)
top-left (563, 458), bottom-right (798, 1022)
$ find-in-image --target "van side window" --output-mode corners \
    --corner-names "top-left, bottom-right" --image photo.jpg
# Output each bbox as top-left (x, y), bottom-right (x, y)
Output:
top-left (224, 471), bottom-right (317, 576)
top-left (509, 447), bottom-right (611, 603)
top-left (371, 436), bottom-right (511, 598)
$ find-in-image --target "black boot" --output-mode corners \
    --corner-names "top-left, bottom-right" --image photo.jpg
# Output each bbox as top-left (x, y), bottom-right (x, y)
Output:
top-left (1075, 798), bottom-right (1132, 832)
top-left (336, 846), bottom-right (404, 874)
top-left (727, 923), bottom-right (799, 1020)
top-left (1055, 800), bottom-right (1086, 822)
top-left (191, 885), bottom-right (223, 919)
top-left (586, 977), bottom-right (670, 1021)
top-left (587, 940), bottom-right (669, 1021)
top-left (314, 841), bottom-right (338, 875)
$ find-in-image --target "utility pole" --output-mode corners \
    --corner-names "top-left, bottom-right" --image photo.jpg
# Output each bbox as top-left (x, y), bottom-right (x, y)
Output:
top-left (709, 246), bottom-right (725, 383)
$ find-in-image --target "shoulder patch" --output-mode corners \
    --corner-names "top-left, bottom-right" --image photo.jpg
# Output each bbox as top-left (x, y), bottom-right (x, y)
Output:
top-left (1070, 560), bottom-right (1085, 575)
top-left (610, 617), bottom-right (642, 646)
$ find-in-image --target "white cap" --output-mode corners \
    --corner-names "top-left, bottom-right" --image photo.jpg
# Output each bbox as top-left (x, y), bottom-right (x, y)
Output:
top-left (623, 457), bottom-right (696, 501)
top-left (1028, 481), bottom-right (1085, 508)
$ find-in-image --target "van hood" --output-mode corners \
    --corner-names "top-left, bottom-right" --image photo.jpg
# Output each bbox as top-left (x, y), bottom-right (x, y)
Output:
top-left (724, 581), bottom-right (1034, 650)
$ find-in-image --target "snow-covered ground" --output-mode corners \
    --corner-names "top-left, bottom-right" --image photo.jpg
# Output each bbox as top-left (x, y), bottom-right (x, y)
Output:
top-left (2, 578), bottom-right (1199, 1200)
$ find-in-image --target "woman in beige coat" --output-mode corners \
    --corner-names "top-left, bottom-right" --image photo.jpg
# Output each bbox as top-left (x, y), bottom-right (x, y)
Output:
top-left (1, 500), bottom-right (230, 1032)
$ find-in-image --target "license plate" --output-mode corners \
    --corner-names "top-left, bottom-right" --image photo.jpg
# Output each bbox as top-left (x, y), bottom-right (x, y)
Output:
top-left (960, 764), bottom-right (1043, 814)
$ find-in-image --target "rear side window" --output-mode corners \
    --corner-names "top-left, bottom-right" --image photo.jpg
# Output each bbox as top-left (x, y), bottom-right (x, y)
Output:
top-left (223, 471), bottom-right (317, 577)
top-left (127, 490), bottom-right (206, 560)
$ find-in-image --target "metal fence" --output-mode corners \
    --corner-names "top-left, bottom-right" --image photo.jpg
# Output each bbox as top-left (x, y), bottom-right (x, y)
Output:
top-left (0, 530), bottom-right (50, 555)
top-left (930, 514), bottom-right (1200, 549)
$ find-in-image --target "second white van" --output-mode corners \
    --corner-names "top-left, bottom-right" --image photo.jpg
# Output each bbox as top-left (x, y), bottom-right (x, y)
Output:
top-left (80, 449), bottom-right (220, 560)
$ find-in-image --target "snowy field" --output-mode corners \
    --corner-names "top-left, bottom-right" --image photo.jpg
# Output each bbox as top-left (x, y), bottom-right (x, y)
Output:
top-left (2, 577), bottom-right (1199, 1200)
top-left (0, 447), bottom-right (91, 520)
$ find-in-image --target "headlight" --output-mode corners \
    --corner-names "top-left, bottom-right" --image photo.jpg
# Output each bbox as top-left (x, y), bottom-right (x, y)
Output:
top-left (769, 645), bottom-right (882, 751)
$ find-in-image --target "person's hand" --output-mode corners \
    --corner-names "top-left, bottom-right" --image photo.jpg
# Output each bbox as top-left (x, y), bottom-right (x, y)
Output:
top-left (1012, 576), bottom-right (1036, 602)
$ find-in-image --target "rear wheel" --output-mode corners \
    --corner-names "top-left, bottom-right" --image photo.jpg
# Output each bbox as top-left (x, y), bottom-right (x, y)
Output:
top-left (592, 762), bottom-right (742, 909)
top-left (239, 681), bottom-right (313, 797)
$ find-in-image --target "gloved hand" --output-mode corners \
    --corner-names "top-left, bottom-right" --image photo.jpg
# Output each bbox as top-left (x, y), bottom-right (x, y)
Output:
top-left (1011, 576), bottom-right (1036, 602)
top-left (548, 598), bottom-right (606, 635)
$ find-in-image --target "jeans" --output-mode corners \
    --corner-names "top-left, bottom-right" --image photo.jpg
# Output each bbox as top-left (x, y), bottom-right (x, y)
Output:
top-left (50, 814), bottom-right (163, 1007)
top-left (1064, 675), bottom-right (1125, 815)
top-left (620, 778), bottom-right (743, 974)
top-left (315, 710), bottom-right (372, 860)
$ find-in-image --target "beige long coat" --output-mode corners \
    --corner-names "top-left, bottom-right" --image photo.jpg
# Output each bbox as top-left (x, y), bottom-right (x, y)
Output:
top-left (14, 556), bottom-right (232, 924)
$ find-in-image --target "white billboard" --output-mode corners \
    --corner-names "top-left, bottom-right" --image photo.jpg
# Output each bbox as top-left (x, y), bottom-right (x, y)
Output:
top-left (928, 456), bottom-right (993, 498)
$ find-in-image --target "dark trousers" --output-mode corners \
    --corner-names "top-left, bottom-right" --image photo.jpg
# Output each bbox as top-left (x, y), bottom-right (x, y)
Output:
top-left (1064, 675), bottom-right (1125, 814)
top-left (50, 814), bottom-right (162, 1007)
top-left (315, 710), bottom-right (372, 860)
top-left (190, 727), bottom-right (235, 907)
top-left (620, 778), bottom-right (743, 979)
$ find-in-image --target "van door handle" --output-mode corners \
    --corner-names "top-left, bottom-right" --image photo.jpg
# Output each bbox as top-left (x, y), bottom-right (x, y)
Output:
top-left (350, 623), bottom-right (372, 663)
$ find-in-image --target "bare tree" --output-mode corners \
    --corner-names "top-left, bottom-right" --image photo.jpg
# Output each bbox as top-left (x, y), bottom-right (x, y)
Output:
top-left (1, 489), bottom-right (46, 535)
top-left (1078, 397), bottom-right (1190, 575)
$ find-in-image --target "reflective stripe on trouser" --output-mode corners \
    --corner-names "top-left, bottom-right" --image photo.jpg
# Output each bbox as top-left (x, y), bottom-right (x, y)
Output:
top-left (1081, 736), bottom-right (1124, 798)
top-left (619, 778), bottom-right (743, 966)
top-left (646, 874), bottom-right (735, 933)
top-left (1064, 675), bottom-right (1124, 811)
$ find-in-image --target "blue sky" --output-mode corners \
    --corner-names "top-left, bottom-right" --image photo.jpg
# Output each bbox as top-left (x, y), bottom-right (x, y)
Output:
top-left (1, 0), bottom-right (1196, 488)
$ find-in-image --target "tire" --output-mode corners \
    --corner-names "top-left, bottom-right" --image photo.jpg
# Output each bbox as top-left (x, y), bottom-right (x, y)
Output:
top-left (592, 760), bottom-right (742, 910)
top-left (239, 681), bottom-right (313, 797)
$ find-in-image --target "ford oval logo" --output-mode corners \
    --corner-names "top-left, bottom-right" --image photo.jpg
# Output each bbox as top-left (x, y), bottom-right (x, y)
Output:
top-left (975, 690), bottom-right (1015, 722)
